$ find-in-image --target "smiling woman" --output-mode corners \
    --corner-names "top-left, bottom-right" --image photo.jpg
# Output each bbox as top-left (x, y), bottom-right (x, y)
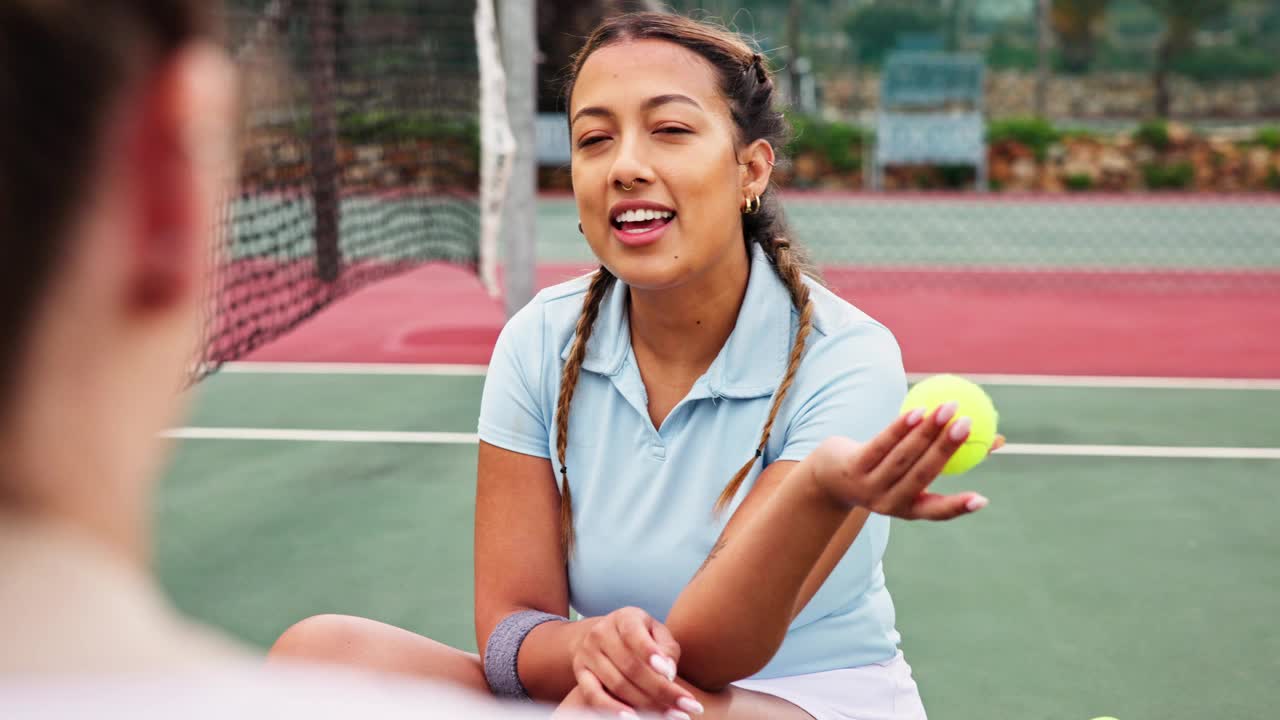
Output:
top-left (270, 12), bottom-right (990, 720)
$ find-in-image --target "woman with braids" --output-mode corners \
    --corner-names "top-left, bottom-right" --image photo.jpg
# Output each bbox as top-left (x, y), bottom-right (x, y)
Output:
top-left (273, 11), bottom-right (1001, 720)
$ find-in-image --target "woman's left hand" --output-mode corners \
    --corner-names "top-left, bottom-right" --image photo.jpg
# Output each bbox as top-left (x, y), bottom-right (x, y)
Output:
top-left (807, 405), bottom-right (1005, 520)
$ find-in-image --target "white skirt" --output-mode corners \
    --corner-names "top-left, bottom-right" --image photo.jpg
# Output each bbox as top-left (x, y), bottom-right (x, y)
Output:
top-left (730, 652), bottom-right (927, 720)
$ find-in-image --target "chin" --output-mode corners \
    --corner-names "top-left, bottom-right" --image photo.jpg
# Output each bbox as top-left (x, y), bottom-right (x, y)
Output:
top-left (602, 250), bottom-right (696, 291)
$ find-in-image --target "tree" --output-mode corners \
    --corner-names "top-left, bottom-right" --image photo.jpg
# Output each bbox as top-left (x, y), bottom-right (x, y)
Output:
top-left (842, 2), bottom-right (944, 67)
top-left (1142, 0), bottom-right (1231, 116)
top-left (1050, 0), bottom-right (1109, 73)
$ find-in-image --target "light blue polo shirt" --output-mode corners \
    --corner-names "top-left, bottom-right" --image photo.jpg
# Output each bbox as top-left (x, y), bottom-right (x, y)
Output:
top-left (478, 243), bottom-right (908, 679)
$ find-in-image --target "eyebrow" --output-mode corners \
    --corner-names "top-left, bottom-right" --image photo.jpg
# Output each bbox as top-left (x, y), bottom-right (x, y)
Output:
top-left (570, 94), bottom-right (703, 127)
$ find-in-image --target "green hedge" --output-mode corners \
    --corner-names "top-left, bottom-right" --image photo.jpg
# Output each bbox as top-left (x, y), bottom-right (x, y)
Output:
top-left (785, 115), bottom-right (869, 173)
top-left (1142, 161), bottom-right (1195, 190)
top-left (1064, 173), bottom-right (1094, 192)
top-left (338, 112), bottom-right (479, 151)
top-left (1254, 126), bottom-right (1280, 151)
top-left (291, 111), bottom-right (480, 152)
top-left (1134, 119), bottom-right (1171, 151)
top-left (987, 118), bottom-right (1060, 161)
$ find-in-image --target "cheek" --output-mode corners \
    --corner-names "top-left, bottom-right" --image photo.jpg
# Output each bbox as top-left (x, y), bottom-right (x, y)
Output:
top-left (571, 163), bottom-right (604, 221)
top-left (669, 161), bottom-right (740, 235)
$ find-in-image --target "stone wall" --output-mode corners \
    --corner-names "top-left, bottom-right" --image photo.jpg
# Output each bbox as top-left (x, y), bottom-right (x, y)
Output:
top-left (826, 70), bottom-right (1280, 120)
top-left (239, 131), bottom-right (479, 192)
top-left (239, 126), bottom-right (1279, 194)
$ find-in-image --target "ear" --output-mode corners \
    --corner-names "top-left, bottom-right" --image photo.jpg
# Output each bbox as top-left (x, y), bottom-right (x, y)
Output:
top-left (125, 42), bottom-right (237, 313)
top-left (738, 139), bottom-right (775, 200)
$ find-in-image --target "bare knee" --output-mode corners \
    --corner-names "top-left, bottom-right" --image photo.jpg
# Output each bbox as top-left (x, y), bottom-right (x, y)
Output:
top-left (268, 614), bottom-right (488, 692)
top-left (269, 614), bottom-right (368, 663)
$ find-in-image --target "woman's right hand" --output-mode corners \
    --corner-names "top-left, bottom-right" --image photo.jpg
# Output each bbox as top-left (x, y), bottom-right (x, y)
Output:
top-left (570, 607), bottom-right (703, 719)
top-left (808, 402), bottom-right (995, 520)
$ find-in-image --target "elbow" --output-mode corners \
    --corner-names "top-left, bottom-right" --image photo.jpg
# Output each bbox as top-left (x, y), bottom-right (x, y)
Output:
top-left (677, 651), bottom-right (775, 692)
top-left (666, 615), bottom-right (786, 691)
top-left (679, 666), bottom-right (755, 694)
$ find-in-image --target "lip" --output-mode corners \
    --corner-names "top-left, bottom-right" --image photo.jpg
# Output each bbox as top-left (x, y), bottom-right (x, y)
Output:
top-left (608, 199), bottom-right (676, 248)
top-left (611, 217), bottom-right (672, 247)
top-left (608, 199), bottom-right (677, 220)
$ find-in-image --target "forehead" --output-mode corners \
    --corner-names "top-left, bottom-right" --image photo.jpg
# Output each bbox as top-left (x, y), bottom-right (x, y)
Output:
top-left (571, 39), bottom-right (725, 114)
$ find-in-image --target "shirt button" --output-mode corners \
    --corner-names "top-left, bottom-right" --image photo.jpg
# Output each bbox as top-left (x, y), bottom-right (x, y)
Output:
top-left (651, 444), bottom-right (666, 460)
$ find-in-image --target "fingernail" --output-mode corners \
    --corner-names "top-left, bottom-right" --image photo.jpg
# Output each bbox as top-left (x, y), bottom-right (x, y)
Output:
top-left (619, 713), bottom-right (639, 720)
top-left (934, 401), bottom-right (958, 426)
top-left (905, 407), bottom-right (925, 426)
top-left (948, 416), bottom-right (972, 442)
top-left (966, 494), bottom-right (989, 512)
top-left (677, 697), bottom-right (705, 715)
top-left (665, 712), bottom-right (692, 720)
top-left (650, 654), bottom-right (675, 681)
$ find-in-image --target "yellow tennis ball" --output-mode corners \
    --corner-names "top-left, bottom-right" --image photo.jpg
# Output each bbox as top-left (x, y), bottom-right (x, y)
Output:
top-left (901, 374), bottom-right (999, 475)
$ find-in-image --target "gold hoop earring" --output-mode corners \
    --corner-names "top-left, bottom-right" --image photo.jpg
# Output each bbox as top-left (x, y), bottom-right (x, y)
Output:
top-left (620, 182), bottom-right (635, 192)
top-left (743, 194), bottom-right (761, 215)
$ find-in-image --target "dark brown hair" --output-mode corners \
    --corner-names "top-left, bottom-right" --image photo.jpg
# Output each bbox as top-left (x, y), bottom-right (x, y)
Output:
top-left (0, 0), bottom-right (214, 411)
top-left (556, 12), bottom-right (820, 553)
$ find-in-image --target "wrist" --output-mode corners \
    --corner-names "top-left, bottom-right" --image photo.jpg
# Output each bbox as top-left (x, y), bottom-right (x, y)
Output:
top-left (801, 441), bottom-right (860, 511)
top-left (566, 615), bottom-right (600, 658)
top-left (483, 609), bottom-right (568, 700)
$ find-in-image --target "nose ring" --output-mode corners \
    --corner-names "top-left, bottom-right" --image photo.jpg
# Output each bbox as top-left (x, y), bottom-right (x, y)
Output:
top-left (620, 182), bottom-right (635, 191)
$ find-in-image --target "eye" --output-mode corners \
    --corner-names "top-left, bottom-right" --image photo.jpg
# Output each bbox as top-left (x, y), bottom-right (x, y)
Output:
top-left (577, 135), bottom-right (608, 149)
top-left (657, 126), bottom-right (692, 135)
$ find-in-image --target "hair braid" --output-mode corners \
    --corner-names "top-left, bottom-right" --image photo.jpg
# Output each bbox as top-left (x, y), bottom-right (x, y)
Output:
top-left (555, 267), bottom-right (616, 555)
top-left (714, 238), bottom-right (815, 512)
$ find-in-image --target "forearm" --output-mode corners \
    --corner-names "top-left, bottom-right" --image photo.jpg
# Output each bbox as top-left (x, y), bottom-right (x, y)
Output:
top-left (664, 457), bottom-right (849, 689)
top-left (514, 615), bottom-right (596, 702)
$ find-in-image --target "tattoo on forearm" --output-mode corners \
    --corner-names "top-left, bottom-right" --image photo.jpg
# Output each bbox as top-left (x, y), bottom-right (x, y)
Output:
top-left (695, 537), bottom-right (728, 578)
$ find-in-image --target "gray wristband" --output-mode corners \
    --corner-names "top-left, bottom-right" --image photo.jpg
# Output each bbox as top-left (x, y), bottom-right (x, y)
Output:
top-left (483, 610), bottom-right (567, 700)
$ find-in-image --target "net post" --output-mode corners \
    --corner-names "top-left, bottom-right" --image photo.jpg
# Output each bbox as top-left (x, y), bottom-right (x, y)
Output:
top-left (499, 0), bottom-right (536, 318)
top-left (309, 0), bottom-right (341, 283)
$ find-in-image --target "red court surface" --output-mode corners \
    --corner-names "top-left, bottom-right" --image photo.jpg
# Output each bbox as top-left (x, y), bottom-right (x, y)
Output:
top-left (241, 261), bottom-right (1280, 378)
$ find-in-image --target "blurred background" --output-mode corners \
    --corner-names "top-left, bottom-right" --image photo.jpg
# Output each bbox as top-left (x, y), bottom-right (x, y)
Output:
top-left (163, 2), bottom-right (1278, 719)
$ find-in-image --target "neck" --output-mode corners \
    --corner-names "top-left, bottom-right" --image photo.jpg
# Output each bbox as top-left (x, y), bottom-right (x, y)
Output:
top-left (0, 472), bottom-right (150, 570)
top-left (628, 244), bottom-right (751, 374)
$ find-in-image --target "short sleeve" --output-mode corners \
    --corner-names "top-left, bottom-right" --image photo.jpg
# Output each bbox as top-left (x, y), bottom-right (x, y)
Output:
top-left (777, 322), bottom-right (907, 463)
top-left (477, 300), bottom-right (552, 458)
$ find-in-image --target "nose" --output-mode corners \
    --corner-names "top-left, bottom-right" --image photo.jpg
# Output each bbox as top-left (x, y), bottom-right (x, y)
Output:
top-left (606, 132), bottom-right (655, 191)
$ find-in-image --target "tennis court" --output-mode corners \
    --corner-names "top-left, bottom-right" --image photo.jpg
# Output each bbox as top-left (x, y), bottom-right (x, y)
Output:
top-left (157, 364), bottom-right (1280, 720)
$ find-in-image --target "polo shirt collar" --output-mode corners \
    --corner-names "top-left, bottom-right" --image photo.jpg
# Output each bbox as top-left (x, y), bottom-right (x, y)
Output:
top-left (561, 244), bottom-right (792, 400)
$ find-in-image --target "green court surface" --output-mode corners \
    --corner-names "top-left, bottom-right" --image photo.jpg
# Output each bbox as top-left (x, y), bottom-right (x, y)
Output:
top-left (157, 368), bottom-right (1280, 720)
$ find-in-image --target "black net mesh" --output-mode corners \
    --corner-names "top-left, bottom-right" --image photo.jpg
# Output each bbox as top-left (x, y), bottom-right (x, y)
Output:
top-left (201, 0), bottom-right (481, 375)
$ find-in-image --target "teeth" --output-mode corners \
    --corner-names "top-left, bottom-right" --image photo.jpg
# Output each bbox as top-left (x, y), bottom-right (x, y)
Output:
top-left (614, 208), bottom-right (673, 223)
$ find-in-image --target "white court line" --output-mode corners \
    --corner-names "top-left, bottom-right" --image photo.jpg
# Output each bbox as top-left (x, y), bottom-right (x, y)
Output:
top-left (220, 362), bottom-right (1280, 390)
top-left (999, 443), bottom-right (1280, 460)
top-left (164, 428), bottom-right (479, 444)
top-left (222, 362), bottom-right (487, 376)
top-left (906, 373), bottom-right (1280, 391)
top-left (164, 427), bottom-right (1280, 460)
